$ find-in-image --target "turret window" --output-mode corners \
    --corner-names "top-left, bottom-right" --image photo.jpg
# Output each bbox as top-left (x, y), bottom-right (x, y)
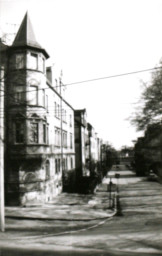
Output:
top-left (43, 124), bottom-right (46, 143)
top-left (30, 53), bottom-right (38, 70)
top-left (30, 122), bottom-right (39, 143)
top-left (39, 57), bottom-right (45, 73)
top-left (15, 54), bottom-right (25, 69)
top-left (14, 86), bottom-right (24, 103)
top-left (43, 123), bottom-right (49, 144)
top-left (28, 86), bottom-right (38, 105)
top-left (15, 121), bottom-right (24, 143)
top-left (42, 89), bottom-right (45, 107)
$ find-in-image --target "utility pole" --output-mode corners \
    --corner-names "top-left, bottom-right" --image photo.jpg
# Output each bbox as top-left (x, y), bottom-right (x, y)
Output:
top-left (59, 71), bottom-right (63, 190)
top-left (0, 66), bottom-right (5, 232)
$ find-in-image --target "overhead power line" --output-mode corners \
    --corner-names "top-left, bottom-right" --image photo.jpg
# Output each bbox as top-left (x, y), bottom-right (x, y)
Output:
top-left (0, 66), bottom-right (161, 100)
top-left (64, 66), bottom-right (162, 86)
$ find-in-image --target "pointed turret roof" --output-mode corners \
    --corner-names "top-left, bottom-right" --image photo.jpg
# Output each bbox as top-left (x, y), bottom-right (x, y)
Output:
top-left (12, 12), bottom-right (49, 58)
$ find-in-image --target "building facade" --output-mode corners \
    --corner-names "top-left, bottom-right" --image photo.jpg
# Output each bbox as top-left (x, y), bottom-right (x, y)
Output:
top-left (87, 123), bottom-right (99, 176)
top-left (1, 13), bottom-right (75, 205)
top-left (0, 12), bottom-right (110, 203)
top-left (74, 109), bottom-right (88, 180)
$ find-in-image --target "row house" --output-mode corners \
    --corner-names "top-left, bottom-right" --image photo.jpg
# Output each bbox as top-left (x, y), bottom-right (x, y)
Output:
top-left (0, 12), bottom-right (106, 203)
top-left (74, 111), bottom-right (103, 192)
top-left (74, 109), bottom-right (89, 181)
top-left (0, 13), bottom-right (75, 205)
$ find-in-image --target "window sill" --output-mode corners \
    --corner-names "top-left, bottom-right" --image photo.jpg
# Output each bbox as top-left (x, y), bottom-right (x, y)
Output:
top-left (26, 143), bottom-right (49, 146)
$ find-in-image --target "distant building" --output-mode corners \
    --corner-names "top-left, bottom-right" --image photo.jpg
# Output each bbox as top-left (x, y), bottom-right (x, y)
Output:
top-left (74, 109), bottom-right (89, 181)
top-left (0, 12), bottom-right (75, 205)
top-left (87, 123), bottom-right (99, 176)
top-left (118, 146), bottom-right (134, 165)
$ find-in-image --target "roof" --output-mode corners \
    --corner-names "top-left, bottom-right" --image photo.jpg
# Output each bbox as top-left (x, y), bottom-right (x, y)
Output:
top-left (74, 109), bottom-right (86, 114)
top-left (11, 12), bottom-right (49, 58)
top-left (46, 79), bottom-right (74, 111)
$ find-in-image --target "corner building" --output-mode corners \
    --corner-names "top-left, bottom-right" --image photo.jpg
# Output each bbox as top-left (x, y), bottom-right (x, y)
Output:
top-left (2, 13), bottom-right (75, 205)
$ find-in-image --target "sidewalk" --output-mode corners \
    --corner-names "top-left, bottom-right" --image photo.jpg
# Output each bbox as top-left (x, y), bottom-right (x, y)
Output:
top-left (0, 173), bottom-right (117, 240)
top-left (5, 191), bottom-right (115, 221)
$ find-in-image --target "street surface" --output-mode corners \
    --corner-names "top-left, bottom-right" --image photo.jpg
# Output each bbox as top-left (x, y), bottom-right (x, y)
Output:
top-left (0, 165), bottom-right (162, 255)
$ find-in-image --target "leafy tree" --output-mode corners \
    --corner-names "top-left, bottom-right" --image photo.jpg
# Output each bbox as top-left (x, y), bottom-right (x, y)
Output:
top-left (131, 63), bottom-right (162, 131)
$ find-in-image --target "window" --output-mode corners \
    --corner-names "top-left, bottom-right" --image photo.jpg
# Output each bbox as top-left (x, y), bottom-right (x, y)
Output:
top-left (15, 92), bottom-right (23, 103)
top-left (58, 159), bottom-right (60, 173)
top-left (62, 158), bottom-right (67, 171)
top-left (69, 114), bottom-right (72, 127)
top-left (43, 58), bottom-right (45, 73)
top-left (55, 128), bottom-right (61, 147)
top-left (54, 103), bottom-right (60, 118)
top-left (29, 86), bottom-right (38, 105)
top-left (62, 159), bottom-right (65, 171)
top-left (64, 110), bottom-right (66, 121)
top-left (62, 109), bottom-right (66, 122)
top-left (30, 53), bottom-right (38, 69)
top-left (39, 57), bottom-right (45, 72)
top-left (55, 158), bottom-right (61, 173)
top-left (14, 86), bottom-right (24, 103)
top-left (70, 133), bottom-right (73, 149)
top-left (15, 121), bottom-right (24, 143)
top-left (46, 95), bottom-right (48, 111)
top-left (57, 104), bottom-right (60, 118)
top-left (45, 160), bottom-right (50, 179)
top-left (43, 124), bottom-right (46, 143)
top-left (47, 126), bottom-right (49, 144)
top-left (58, 130), bottom-right (61, 146)
top-left (55, 159), bottom-right (58, 174)
top-left (55, 129), bottom-right (58, 146)
top-left (15, 54), bottom-right (25, 69)
top-left (54, 102), bottom-right (57, 117)
top-left (42, 89), bottom-right (45, 107)
top-left (30, 122), bottom-right (38, 143)
top-left (65, 158), bottom-right (68, 170)
top-left (71, 157), bottom-right (73, 169)
top-left (63, 131), bottom-right (67, 148)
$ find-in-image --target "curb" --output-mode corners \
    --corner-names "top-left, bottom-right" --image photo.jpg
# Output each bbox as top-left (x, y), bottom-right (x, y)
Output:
top-left (5, 210), bottom-right (115, 222)
top-left (5, 192), bottom-right (121, 222)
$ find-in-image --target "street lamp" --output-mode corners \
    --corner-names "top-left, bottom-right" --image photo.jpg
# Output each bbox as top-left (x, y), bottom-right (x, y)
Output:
top-left (115, 172), bottom-right (122, 216)
top-left (115, 173), bottom-right (120, 193)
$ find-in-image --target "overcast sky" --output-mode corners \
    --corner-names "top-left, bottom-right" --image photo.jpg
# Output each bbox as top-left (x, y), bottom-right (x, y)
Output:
top-left (1, 0), bottom-right (162, 149)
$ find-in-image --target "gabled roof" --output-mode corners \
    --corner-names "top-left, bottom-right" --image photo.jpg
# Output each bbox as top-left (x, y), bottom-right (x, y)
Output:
top-left (12, 12), bottom-right (49, 58)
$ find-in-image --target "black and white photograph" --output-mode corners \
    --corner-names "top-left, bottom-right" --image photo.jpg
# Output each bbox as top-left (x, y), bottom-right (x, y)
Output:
top-left (0, 0), bottom-right (162, 255)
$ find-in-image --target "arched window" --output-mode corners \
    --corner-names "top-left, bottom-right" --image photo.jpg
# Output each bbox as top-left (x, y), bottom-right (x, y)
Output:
top-left (29, 85), bottom-right (38, 105)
